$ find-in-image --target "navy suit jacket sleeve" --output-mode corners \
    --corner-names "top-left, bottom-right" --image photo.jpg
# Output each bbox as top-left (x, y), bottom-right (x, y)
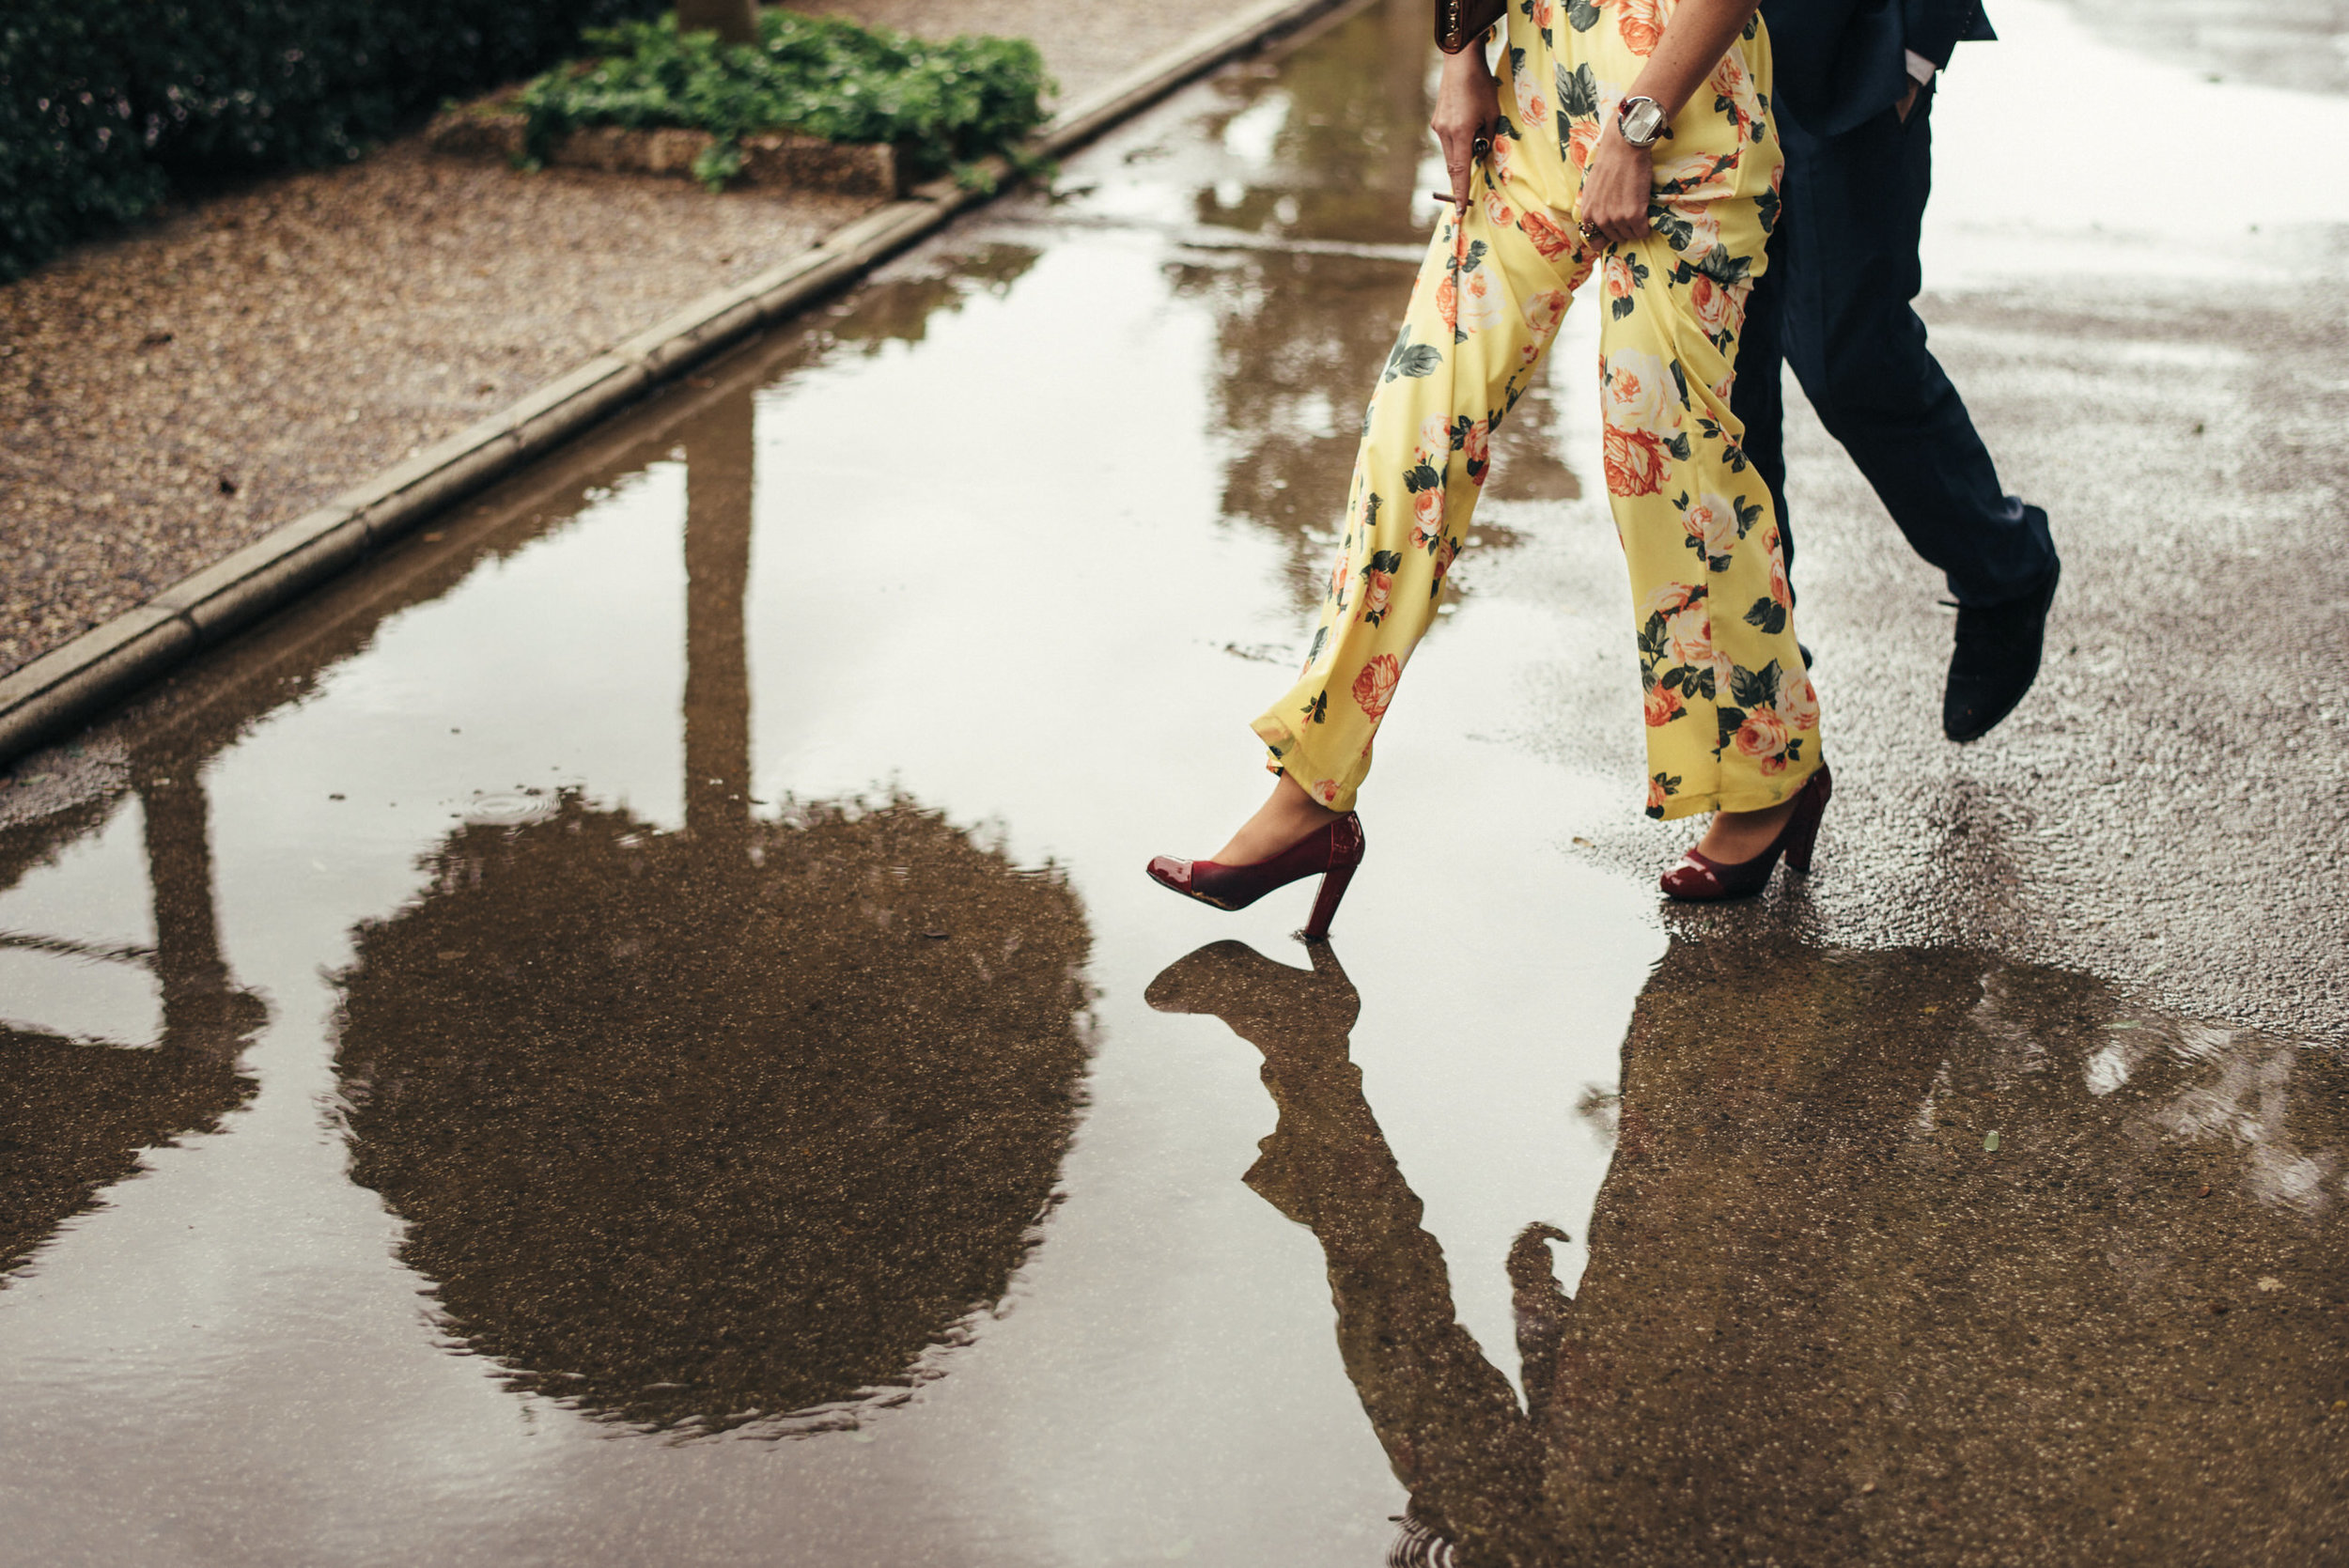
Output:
top-left (1902, 0), bottom-right (1997, 70)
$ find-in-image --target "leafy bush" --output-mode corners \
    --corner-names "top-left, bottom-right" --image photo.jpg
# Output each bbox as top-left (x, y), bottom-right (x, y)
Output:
top-left (515, 11), bottom-right (1053, 189)
top-left (1, 6), bottom-right (159, 279)
top-left (1, 0), bottom-right (661, 281)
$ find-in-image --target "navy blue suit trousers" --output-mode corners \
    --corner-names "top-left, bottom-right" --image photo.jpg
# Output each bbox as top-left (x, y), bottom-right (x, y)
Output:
top-left (1731, 91), bottom-right (2055, 608)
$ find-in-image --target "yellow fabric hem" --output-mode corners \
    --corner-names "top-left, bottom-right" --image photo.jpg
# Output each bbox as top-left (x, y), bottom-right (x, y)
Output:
top-left (1251, 715), bottom-right (1365, 814)
top-left (1654, 753), bottom-right (1825, 822)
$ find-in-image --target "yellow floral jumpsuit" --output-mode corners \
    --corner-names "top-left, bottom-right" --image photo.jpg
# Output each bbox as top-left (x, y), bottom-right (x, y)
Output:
top-left (1252, 0), bottom-right (1823, 821)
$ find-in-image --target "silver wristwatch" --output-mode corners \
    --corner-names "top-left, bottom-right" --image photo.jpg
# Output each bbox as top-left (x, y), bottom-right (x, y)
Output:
top-left (1616, 95), bottom-right (1667, 149)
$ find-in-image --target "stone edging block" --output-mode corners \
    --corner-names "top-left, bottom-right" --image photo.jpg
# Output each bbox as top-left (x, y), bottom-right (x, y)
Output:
top-left (427, 101), bottom-right (908, 198)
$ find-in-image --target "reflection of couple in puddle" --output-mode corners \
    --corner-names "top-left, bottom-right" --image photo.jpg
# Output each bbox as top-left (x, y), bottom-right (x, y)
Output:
top-left (1151, 936), bottom-right (2349, 1567)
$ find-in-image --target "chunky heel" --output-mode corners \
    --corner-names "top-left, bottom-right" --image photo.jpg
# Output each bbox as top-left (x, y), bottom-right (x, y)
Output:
top-left (1302, 862), bottom-right (1357, 939)
top-left (1781, 807), bottom-right (1822, 875)
top-left (1781, 767), bottom-right (1832, 875)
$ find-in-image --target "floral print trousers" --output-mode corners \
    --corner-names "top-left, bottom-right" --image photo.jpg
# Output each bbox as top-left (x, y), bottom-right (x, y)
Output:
top-left (1251, 4), bottom-right (1824, 822)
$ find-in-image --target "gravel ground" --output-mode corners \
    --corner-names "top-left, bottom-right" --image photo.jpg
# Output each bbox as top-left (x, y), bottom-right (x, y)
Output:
top-left (0, 0), bottom-right (1252, 681)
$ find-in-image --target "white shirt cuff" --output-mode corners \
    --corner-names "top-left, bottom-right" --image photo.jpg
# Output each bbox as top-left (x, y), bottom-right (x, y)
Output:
top-left (1905, 49), bottom-right (1938, 86)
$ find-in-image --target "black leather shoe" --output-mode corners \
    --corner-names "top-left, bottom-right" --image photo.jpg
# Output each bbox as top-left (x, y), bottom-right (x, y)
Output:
top-left (1944, 555), bottom-right (2059, 742)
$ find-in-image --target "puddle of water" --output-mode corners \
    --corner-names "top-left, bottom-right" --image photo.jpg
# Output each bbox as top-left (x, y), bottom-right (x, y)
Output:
top-left (0, 2), bottom-right (2344, 1562)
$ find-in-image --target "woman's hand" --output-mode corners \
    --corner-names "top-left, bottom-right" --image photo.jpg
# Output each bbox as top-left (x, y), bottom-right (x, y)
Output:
top-left (1568, 0), bottom-right (1762, 246)
top-left (1576, 119), bottom-right (1654, 247)
top-left (1432, 46), bottom-right (1501, 212)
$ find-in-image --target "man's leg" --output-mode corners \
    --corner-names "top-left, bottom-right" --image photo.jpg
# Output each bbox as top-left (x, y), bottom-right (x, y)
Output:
top-left (1775, 100), bottom-right (2059, 737)
top-left (1730, 217), bottom-right (1794, 589)
top-left (1777, 100), bottom-right (2054, 605)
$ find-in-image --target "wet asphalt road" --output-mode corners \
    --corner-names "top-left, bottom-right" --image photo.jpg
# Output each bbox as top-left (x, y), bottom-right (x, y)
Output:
top-left (0, 1), bottom-right (2345, 1563)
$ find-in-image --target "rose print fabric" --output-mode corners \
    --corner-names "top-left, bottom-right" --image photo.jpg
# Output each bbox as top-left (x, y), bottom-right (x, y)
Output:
top-left (1251, 1), bottom-right (1822, 821)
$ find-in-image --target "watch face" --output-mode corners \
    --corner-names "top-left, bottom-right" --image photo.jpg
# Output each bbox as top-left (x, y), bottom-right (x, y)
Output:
top-left (1624, 101), bottom-right (1665, 144)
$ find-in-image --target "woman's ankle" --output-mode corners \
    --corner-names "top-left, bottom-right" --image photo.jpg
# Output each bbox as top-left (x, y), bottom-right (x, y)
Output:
top-left (1695, 796), bottom-right (1798, 861)
top-left (1215, 778), bottom-right (1344, 864)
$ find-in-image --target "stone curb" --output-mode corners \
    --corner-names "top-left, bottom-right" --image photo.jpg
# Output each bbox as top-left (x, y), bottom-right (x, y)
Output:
top-left (0, 0), bottom-right (1352, 770)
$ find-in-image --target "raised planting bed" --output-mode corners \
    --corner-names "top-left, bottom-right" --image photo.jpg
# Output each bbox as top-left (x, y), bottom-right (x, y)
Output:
top-left (428, 10), bottom-right (1050, 197)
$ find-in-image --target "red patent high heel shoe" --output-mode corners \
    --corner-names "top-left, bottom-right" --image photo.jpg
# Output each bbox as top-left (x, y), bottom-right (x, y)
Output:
top-left (1659, 763), bottom-right (1831, 902)
top-left (1145, 815), bottom-right (1366, 939)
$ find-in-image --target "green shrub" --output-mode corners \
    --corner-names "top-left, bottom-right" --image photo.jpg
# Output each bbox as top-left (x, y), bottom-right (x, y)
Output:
top-left (1, 0), bottom-right (661, 281)
top-left (515, 11), bottom-right (1052, 189)
top-left (0, 6), bottom-right (160, 277)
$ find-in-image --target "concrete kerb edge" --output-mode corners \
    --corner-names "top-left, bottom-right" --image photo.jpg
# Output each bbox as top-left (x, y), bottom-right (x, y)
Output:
top-left (0, 0), bottom-right (1354, 770)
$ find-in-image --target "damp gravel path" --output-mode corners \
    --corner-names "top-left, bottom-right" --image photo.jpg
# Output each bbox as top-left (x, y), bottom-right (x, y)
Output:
top-left (0, 147), bottom-right (869, 679)
top-left (0, 0), bottom-right (1257, 682)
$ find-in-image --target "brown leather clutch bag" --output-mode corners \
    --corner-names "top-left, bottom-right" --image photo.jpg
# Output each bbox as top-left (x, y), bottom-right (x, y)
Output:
top-left (1436, 0), bottom-right (1507, 54)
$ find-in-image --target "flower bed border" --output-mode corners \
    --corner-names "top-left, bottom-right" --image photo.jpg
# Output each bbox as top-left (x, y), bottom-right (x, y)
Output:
top-left (0, 0), bottom-right (1356, 768)
top-left (425, 98), bottom-right (910, 198)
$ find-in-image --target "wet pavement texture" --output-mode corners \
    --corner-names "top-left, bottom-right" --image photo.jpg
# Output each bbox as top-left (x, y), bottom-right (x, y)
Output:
top-left (2, 1), bottom-right (2346, 1562)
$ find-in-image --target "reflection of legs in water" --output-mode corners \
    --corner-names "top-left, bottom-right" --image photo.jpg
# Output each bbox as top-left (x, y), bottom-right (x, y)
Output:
top-left (1147, 941), bottom-right (1568, 1565)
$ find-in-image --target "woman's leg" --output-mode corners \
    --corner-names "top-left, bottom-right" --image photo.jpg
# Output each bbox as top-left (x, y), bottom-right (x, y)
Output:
top-left (1541, 10), bottom-right (1822, 846)
top-left (1244, 183), bottom-right (1594, 822)
top-left (1597, 221), bottom-right (1824, 839)
top-left (1223, 8), bottom-right (1817, 862)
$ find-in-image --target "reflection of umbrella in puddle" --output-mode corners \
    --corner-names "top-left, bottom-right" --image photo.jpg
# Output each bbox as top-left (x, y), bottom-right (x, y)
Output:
top-left (329, 388), bottom-right (1090, 1435)
top-left (333, 794), bottom-right (1090, 1435)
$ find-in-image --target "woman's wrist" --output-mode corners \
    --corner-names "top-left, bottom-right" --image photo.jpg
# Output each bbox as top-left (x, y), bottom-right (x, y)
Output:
top-left (1597, 118), bottom-right (1652, 166)
top-left (1441, 41), bottom-right (1494, 83)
